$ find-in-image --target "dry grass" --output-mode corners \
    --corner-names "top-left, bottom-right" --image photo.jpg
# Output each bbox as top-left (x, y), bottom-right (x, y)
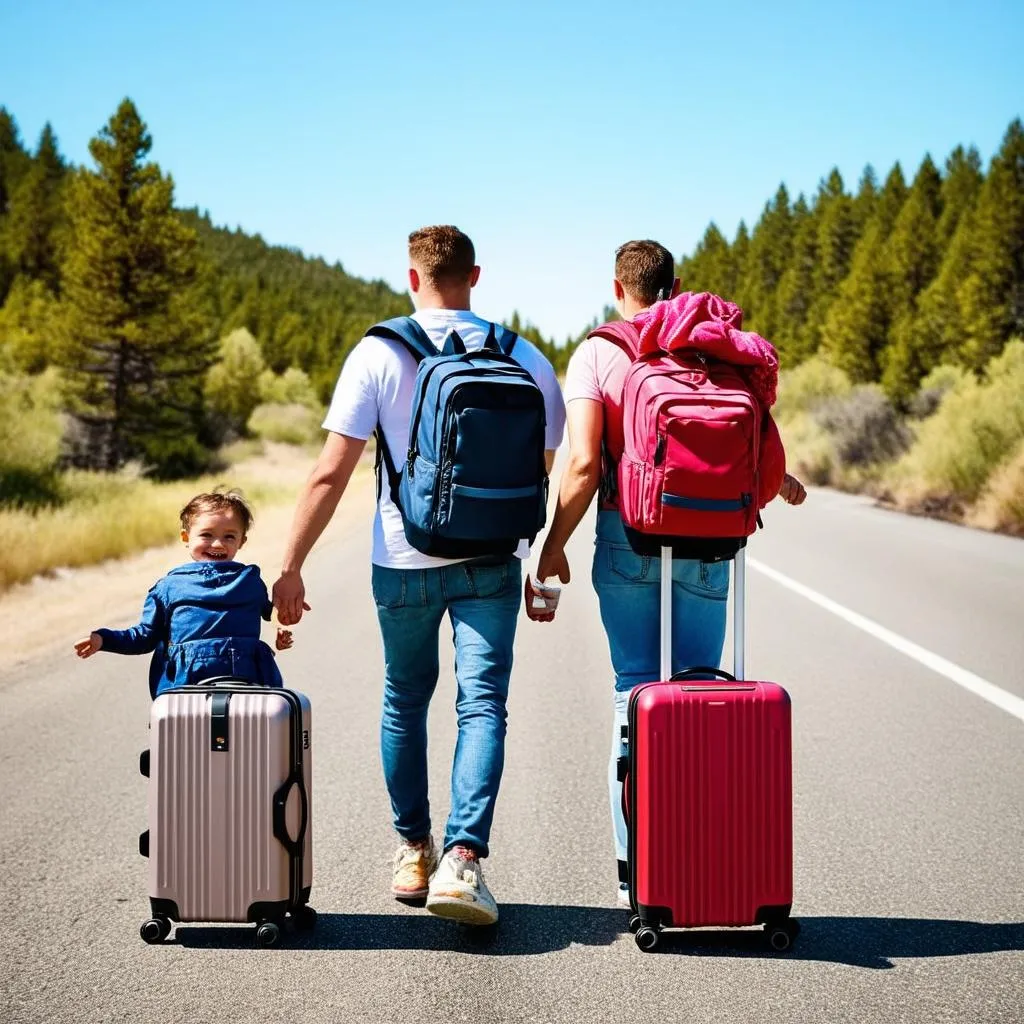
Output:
top-left (0, 442), bottom-right (321, 593)
top-left (967, 441), bottom-right (1024, 535)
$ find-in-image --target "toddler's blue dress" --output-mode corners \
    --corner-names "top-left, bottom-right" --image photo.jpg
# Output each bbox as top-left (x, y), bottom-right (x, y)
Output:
top-left (96, 561), bottom-right (284, 697)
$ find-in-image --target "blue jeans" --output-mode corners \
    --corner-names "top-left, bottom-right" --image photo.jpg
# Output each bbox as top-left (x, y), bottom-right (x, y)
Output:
top-left (371, 557), bottom-right (522, 858)
top-left (591, 511), bottom-right (729, 865)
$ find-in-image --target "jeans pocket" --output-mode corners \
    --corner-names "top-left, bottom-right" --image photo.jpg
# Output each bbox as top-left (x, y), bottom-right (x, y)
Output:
top-left (371, 567), bottom-right (407, 609)
top-left (606, 543), bottom-right (652, 583)
top-left (698, 560), bottom-right (730, 595)
top-left (464, 561), bottom-right (509, 599)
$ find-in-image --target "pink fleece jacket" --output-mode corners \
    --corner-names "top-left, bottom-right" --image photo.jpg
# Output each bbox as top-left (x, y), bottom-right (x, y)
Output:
top-left (633, 291), bottom-right (780, 410)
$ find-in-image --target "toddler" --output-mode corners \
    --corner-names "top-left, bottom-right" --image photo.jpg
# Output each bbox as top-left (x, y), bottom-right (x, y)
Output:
top-left (75, 491), bottom-right (298, 697)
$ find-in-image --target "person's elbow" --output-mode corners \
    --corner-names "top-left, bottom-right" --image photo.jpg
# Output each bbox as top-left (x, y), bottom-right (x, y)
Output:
top-left (567, 451), bottom-right (602, 487)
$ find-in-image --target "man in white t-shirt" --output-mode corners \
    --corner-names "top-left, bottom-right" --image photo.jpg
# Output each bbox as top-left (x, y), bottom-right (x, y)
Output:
top-left (272, 226), bottom-right (565, 927)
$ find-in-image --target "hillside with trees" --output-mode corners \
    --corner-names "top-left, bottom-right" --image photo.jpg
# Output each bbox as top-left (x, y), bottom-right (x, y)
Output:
top-left (677, 120), bottom-right (1023, 402)
top-left (675, 119), bottom-right (1024, 533)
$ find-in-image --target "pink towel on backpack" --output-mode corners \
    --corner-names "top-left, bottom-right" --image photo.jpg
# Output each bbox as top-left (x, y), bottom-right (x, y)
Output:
top-left (633, 291), bottom-right (779, 409)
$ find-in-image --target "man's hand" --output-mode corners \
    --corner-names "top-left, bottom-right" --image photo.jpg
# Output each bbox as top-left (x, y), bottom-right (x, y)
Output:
top-left (275, 627), bottom-right (295, 651)
top-left (536, 543), bottom-right (571, 585)
top-left (273, 571), bottom-right (311, 627)
top-left (74, 633), bottom-right (103, 659)
top-left (778, 473), bottom-right (807, 506)
top-left (524, 576), bottom-right (555, 623)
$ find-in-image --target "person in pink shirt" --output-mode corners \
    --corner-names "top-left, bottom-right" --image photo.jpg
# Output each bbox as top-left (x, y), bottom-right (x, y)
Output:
top-left (534, 240), bottom-right (805, 906)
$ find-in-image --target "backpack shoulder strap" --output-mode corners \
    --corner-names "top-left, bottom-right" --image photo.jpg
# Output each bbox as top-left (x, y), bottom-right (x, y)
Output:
top-left (588, 320), bottom-right (640, 358)
top-left (366, 316), bottom-right (436, 363)
top-left (495, 325), bottom-right (518, 356)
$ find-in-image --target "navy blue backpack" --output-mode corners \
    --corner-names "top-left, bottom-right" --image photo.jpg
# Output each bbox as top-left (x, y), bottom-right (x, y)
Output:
top-left (366, 316), bottom-right (548, 558)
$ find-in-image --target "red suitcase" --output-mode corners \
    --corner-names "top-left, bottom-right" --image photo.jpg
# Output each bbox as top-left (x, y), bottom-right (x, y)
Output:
top-left (623, 547), bottom-right (797, 953)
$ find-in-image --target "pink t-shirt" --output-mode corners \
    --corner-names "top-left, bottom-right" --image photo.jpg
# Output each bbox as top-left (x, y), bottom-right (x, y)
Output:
top-left (564, 335), bottom-right (632, 509)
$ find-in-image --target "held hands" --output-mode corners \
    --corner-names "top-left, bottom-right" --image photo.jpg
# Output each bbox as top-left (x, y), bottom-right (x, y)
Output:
top-left (272, 570), bottom-right (311, 627)
top-left (778, 473), bottom-right (807, 506)
top-left (74, 632), bottom-right (103, 659)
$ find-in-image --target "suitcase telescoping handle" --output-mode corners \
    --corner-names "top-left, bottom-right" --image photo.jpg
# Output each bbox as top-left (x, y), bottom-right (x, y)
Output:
top-left (660, 546), bottom-right (745, 681)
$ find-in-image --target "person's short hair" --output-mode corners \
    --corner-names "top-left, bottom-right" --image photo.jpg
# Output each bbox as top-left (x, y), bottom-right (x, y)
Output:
top-left (180, 490), bottom-right (253, 535)
top-left (408, 225), bottom-right (476, 286)
top-left (614, 240), bottom-right (676, 306)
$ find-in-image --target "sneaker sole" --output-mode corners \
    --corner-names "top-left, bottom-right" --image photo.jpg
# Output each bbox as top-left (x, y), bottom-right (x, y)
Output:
top-left (425, 894), bottom-right (498, 927)
top-left (392, 886), bottom-right (429, 901)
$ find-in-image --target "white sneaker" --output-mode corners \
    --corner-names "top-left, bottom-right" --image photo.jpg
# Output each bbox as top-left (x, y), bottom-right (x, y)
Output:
top-left (617, 883), bottom-right (632, 909)
top-left (391, 836), bottom-right (437, 900)
top-left (425, 848), bottom-right (498, 926)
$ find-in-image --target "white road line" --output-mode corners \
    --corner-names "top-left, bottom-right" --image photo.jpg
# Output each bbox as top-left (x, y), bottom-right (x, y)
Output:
top-left (748, 557), bottom-right (1024, 725)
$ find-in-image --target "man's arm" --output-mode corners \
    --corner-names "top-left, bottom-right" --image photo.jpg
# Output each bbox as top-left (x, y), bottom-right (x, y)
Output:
top-left (536, 398), bottom-right (604, 584)
top-left (273, 431), bottom-right (367, 625)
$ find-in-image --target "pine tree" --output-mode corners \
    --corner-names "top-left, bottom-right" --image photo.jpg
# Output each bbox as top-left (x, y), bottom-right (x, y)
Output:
top-left (739, 185), bottom-right (793, 337)
top-left (772, 196), bottom-right (817, 363)
top-left (819, 162), bottom-right (908, 381)
top-left (804, 169), bottom-right (857, 354)
top-left (0, 108), bottom-right (32, 302)
top-left (853, 165), bottom-right (879, 233)
top-left (730, 221), bottom-right (750, 307)
top-left (679, 223), bottom-right (734, 297)
top-left (936, 146), bottom-right (983, 245)
top-left (58, 99), bottom-right (214, 475)
top-left (957, 119), bottom-right (1024, 369)
top-left (8, 124), bottom-right (66, 292)
top-left (880, 156), bottom-right (945, 399)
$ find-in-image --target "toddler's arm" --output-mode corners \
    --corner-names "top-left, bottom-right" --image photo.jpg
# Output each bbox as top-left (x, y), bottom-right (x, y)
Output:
top-left (86, 588), bottom-right (166, 656)
top-left (74, 633), bottom-right (103, 658)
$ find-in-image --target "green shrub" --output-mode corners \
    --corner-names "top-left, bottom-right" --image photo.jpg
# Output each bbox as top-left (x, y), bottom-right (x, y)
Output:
top-left (0, 368), bottom-right (64, 506)
top-left (815, 385), bottom-right (911, 467)
top-left (779, 412), bottom-right (835, 485)
top-left (204, 328), bottom-right (267, 436)
top-left (248, 402), bottom-right (323, 445)
top-left (886, 339), bottom-right (1024, 512)
top-left (908, 364), bottom-right (970, 420)
top-left (258, 367), bottom-right (321, 408)
top-left (774, 355), bottom-right (852, 423)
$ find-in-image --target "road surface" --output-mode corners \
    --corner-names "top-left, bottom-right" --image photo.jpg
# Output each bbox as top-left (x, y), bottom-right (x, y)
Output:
top-left (2, 482), bottom-right (1022, 1023)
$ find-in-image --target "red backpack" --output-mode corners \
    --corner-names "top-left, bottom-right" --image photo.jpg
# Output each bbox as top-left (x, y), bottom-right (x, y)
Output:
top-left (591, 319), bottom-right (778, 560)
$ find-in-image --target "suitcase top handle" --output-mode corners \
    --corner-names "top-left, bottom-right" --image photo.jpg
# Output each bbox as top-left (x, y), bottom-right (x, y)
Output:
top-left (670, 666), bottom-right (737, 683)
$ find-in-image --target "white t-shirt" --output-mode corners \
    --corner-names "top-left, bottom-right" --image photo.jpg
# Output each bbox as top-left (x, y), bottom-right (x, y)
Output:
top-left (322, 308), bottom-right (566, 569)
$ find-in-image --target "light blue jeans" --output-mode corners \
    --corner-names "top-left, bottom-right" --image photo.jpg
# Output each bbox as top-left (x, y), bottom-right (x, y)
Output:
top-left (591, 511), bottom-right (729, 870)
top-left (371, 557), bottom-right (522, 858)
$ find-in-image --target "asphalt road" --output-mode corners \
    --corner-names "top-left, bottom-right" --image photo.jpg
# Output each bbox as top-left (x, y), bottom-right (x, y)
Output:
top-left (2, 483), bottom-right (1022, 1023)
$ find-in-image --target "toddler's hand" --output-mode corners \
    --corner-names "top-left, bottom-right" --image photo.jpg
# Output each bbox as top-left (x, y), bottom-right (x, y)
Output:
top-left (779, 473), bottom-right (807, 506)
top-left (275, 627), bottom-right (294, 652)
top-left (74, 633), bottom-right (103, 659)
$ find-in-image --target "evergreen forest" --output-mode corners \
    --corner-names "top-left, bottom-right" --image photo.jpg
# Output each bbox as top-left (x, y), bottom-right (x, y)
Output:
top-left (1, 96), bottom-right (1022, 547)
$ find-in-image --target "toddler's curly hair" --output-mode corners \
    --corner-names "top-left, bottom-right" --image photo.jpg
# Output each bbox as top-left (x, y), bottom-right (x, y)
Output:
top-left (179, 490), bottom-right (254, 535)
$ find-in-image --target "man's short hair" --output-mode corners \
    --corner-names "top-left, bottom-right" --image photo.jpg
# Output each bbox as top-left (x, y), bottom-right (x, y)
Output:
top-left (615, 240), bottom-right (676, 306)
top-left (408, 225), bottom-right (476, 286)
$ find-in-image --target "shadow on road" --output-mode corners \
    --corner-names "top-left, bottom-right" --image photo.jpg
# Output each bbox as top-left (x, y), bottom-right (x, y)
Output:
top-left (653, 917), bottom-right (1024, 969)
top-left (176, 910), bottom-right (1024, 966)
top-left (175, 903), bottom-right (626, 955)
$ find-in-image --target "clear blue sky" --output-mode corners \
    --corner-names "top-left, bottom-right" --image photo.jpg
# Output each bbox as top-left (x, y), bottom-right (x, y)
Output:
top-left (2, 0), bottom-right (1022, 340)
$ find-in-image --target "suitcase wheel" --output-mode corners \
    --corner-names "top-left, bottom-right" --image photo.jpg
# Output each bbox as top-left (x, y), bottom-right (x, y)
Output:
top-left (764, 918), bottom-right (800, 952)
top-left (627, 914), bottom-right (642, 934)
top-left (139, 916), bottom-right (171, 944)
top-left (635, 926), bottom-right (660, 953)
top-left (290, 905), bottom-right (317, 932)
top-left (255, 921), bottom-right (281, 948)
